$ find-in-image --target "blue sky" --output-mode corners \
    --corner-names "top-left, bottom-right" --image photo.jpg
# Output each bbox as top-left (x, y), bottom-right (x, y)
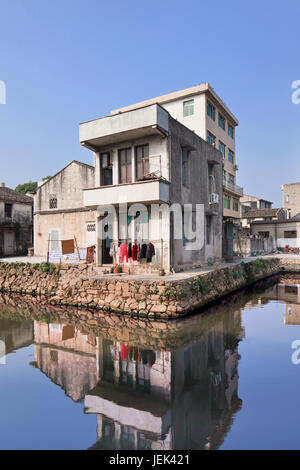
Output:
top-left (0, 0), bottom-right (300, 206)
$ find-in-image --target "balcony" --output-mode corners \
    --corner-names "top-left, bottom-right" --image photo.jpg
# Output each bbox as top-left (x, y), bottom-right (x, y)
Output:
top-left (223, 179), bottom-right (243, 196)
top-left (83, 179), bottom-right (170, 207)
top-left (79, 104), bottom-right (169, 149)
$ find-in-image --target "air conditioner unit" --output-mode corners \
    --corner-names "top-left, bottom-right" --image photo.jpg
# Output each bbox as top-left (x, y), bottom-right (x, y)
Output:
top-left (210, 193), bottom-right (219, 204)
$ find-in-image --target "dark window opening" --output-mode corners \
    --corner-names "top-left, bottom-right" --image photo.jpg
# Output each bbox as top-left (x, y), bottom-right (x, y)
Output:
top-left (206, 215), bottom-right (212, 245)
top-left (5, 203), bottom-right (12, 218)
top-left (101, 152), bottom-right (113, 186)
top-left (49, 198), bottom-right (57, 209)
top-left (182, 148), bottom-right (189, 186)
top-left (284, 230), bottom-right (297, 238)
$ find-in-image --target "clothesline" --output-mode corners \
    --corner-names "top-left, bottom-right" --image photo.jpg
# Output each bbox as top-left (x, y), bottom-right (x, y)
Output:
top-left (110, 241), bottom-right (155, 264)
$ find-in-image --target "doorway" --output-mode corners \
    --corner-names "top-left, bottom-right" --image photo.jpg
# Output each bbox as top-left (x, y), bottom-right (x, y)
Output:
top-left (3, 230), bottom-right (15, 256)
top-left (102, 224), bottom-right (113, 264)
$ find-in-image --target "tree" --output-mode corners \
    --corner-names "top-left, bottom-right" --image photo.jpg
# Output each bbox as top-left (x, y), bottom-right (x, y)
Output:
top-left (15, 176), bottom-right (51, 194)
top-left (15, 181), bottom-right (37, 194)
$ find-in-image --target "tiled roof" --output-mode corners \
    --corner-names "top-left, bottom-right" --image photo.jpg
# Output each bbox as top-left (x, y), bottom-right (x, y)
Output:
top-left (242, 208), bottom-right (281, 218)
top-left (0, 187), bottom-right (33, 204)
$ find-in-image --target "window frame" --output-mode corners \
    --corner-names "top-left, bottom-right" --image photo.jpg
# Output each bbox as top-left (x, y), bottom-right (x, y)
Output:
top-left (100, 152), bottom-right (113, 186)
top-left (206, 215), bottom-right (212, 245)
top-left (228, 149), bottom-right (234, 164)
top-left (4, 203), bottom-right (12, 218)
top-left (207, 131), bottom-right (216, 146)
top-left (135, 144), bottom-right (150, 180)
top-left (219, 141), bottom-right (226, 159)
top-left (224, 194), bottom-right (231, 209)
top-left (228, 123), bottom-right (234, 138)
top-left (49, 197), bottom-right (57, 209)
top-left (207, 101), bottom-right (216, 121)
top-left (181, 148), bottom-right (190, 186)
top-left (233, 198), bottom-right (239, 211)
top-left (183, 99), bottom-right (194, 117)
top-left (118, 148), bottom-right (132, 184)
top-left (218, 113), bottom-right (226, 130)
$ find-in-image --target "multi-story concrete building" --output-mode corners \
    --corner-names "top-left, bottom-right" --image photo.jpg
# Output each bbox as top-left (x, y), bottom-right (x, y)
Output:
top-left (80, 103), bottom-right (223, 272)
top-left (282, 182), bottom-right (300, 218)
top-left (0, 183), bottom-right (33, 257)
top-left (110, 84), bottom-right (242, 257)
top-left (240, 194), bottom-right (273, 213)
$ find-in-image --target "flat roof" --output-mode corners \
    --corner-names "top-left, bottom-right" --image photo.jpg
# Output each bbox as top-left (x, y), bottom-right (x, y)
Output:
top-left (110, 83), bottom-right (239, 125)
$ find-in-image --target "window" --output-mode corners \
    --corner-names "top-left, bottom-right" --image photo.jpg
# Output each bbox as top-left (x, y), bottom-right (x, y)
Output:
top-left (118, 148), bottom-right (132, 183)
top-left (219, 141), bottom-right (225, 158)
top-left (233, 198), bottom-right (239, 211)
top-left (135, 144), bottom-right (149, 179)
top-left (207, 101), bottom-right (215, 120)
top-left (206, 216), bottom-right (212, 245)
top-left (228, 124), bottom-right (234, 138)
top-left (100, 152), bottom-right (113, 186)
top-left (182, 148), bottom-right (189, 186)
top-left (4, 203), bottom-right (12, 218)
top-left (224, 194), bottom-right (231, 209)
top-left (208, 163), bottom-right (215, 194)
top-left (285, 195), bottom-right (290, 203)
top-left (218, 113), bottom-right (225, 130)
top-left (207, 131), bottom-right (216, 146)
top-left (259, 231), bottom-right (270, 238)
top-left (228, 173), bottom-right (235, 185)
top-left (49, 197), bottom-right (57, 209)
top-left (228, 149), bottom-right (234, 164)
top-left (223, 169), bottom-right (227, 183)
top-left (183, 99), bottom-right (194, 117)
top-left (284, 231), bottom-right (297, 238)
top-left (86, 223), bottom-right (96, 232)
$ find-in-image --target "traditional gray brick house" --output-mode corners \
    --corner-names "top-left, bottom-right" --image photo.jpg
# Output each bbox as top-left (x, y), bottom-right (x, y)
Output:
top-left (0, 184), bottom-right (33, 257)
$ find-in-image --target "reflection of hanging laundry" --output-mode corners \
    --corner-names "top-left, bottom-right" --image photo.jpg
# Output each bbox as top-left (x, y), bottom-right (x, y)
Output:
top-left (120, 344), bottom-right (129, 359)
top-left (141, 349), bottom-right (156, 367)
top-left (62, 325), bottom-right (75, 341)
top-left (133, 346), bottom-right (139, 360)
top-left (120, 244), bottom-right (128, 263)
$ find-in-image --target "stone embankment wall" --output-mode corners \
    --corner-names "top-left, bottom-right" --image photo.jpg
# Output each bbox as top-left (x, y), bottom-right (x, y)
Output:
top-left (0, 258), bottom-right (282, 319)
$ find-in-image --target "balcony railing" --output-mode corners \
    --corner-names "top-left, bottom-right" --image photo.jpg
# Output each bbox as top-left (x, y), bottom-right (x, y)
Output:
top-left (223, 179), bottom-right (243, 195)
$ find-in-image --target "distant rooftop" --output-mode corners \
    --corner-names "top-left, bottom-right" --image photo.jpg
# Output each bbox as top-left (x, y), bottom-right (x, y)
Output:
top-left (242, 208), bottom-right (282, 218)
top-left (110, 83), bottom-right (239, 125)
top-left (0, 185), bottom-right (33, 204)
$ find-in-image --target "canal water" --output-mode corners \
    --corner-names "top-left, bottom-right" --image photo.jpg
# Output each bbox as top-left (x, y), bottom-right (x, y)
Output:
top-left (1, 279), bottom-right (300, 450)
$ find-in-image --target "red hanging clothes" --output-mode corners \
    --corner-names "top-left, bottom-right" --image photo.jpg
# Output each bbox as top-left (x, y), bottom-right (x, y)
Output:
top-left (120, 243), bottom-right (128, 263)
top-left (120, 344), bottom-right (129, 359)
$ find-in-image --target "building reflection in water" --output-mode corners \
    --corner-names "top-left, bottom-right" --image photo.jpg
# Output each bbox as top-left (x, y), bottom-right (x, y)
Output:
top-left (0, 318), bottom-right (33, 363)
top-left (244, 282), bottom-right (300, 326)
top-left (30, 304), bottom-right (244, 450)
